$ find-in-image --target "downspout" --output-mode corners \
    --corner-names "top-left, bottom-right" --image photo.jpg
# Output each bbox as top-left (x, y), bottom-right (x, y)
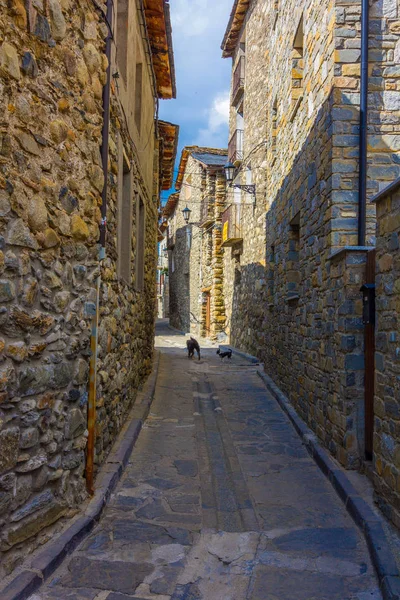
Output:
top-left (358, 0), bottom-right (369, 246)
top-left (86, 0), bottom-right (113, 495)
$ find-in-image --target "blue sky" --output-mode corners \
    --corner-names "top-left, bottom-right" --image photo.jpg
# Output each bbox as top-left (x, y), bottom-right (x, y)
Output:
top-left (159, 0), bottom-right (233, 202)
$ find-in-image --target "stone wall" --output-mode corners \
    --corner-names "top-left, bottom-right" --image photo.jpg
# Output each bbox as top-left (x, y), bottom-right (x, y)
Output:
top-left (97, 93), bottom-right (157, 464)
top-left (168, 152), bottom-right (227, 340)
top-left (168, 156), bottom-right (203, 334)
top-left (374, 179), bottom-right (400, 528)
top-left (0, 0), bottom-right (158, 575)
top-left (200, 170), bottom-right (227, 341)
top-left (210, 172), bottom-right (227, 340)
top-left (222, 0), bottom-right (400, 471)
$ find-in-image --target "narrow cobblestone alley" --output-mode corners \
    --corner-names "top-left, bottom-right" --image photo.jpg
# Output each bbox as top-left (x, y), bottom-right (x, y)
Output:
top-left (30, 321), bottom-right (382, 600)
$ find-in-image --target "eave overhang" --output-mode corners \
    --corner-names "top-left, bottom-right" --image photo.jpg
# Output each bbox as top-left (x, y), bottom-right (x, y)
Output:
top-left (175, 146), bottom-right (228, 191)
top-left (221, 0), bottom-right (250, 58)
top-left (158, 120), bottom-right (179, 191)
top-left (162, 191), bottom-right (179, 218)
top-left (143, 0), bottom-right (176, 99)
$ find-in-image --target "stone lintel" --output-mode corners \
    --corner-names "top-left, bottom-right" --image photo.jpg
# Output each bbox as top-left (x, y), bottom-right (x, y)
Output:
top-left (328, 246), bottom-right (372, 263)
top-left (371, 177), bottom-right (400, 204)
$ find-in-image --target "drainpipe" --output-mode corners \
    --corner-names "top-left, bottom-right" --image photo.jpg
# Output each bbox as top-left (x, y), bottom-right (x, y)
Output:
top-left (86, 0), bottom-right (113, 495)
top-left (358, 0), bottom-right (369, 246)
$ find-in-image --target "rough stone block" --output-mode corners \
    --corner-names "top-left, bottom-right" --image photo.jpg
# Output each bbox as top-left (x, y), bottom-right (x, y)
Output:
top-left (0, 427), bottom-right (20, 473)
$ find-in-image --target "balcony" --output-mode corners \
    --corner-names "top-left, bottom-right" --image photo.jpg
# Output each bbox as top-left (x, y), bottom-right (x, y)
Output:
top-left (232, 56), bottom-right (245, 106)
top-left (228, 129), bottom-right (244, 165)
top-left (221, 204), bottom-right (242, 247)
top-left (200, 196), bottom-right (215, 228)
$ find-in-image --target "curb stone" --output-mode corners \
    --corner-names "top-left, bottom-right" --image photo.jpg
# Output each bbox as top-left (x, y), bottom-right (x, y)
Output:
top-left (0, 350), bottom-right (160, 600)
top-left (229, 347), bottom-right (260, 364)
top-left (256, 367), bottom-right (400, 600)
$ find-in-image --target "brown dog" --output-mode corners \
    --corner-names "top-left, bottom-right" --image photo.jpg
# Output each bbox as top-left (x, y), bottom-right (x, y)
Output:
top-left (186, 337), bottom-right (201, 360)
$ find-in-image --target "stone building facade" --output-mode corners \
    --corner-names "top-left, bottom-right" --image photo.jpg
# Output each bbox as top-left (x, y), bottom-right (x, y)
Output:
top-left (165, 147), bottom-right (227, 339)
top-left (0, 0), bottom-right (176, 575)
top-left (221, 0), bottom-right (400, 496)
top-left (374, 178), bottom-right (400, 528)
top-left (156, 235), bottom-right (169, 318)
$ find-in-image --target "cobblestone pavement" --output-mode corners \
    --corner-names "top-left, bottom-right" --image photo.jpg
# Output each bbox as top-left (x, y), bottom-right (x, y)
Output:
top-left (30, 321), bottom-right (382, 600)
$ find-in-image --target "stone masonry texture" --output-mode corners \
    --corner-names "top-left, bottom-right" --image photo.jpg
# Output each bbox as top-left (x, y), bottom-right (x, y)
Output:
top-left (374, 180), bottom-right (400, 529)
top-left (221, 0), bottom-right (400, 506)
top-left (0, 0), bottom-right (160, 577)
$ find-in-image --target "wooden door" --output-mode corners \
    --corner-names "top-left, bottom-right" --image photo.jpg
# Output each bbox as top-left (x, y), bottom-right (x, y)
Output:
top-left (364, 249), bottom-right (376, 460)
top-left (205, 293), bottom-right (211, 336)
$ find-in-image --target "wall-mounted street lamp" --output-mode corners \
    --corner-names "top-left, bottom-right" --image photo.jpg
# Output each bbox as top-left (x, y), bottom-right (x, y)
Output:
top-left (224, 162), bottom-right (256, 197)
top-left (182, 205), bottom-right (192, 224)
top-left (163, 247), bottom-right (168, 258)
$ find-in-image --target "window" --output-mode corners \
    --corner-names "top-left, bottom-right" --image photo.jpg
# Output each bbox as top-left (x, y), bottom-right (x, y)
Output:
top-left (291, 16), bottom-right (304, 120)
top-left (135, 63), bottom-right (143, 134)
top-left (136, 196), bottom-right (145, 291)
top-left (116, 0), bottom-right (128, 82)
top-left (117, 153), bottom-right (132, 283)
top-left (271, 98), bottom-right (278, 159)
top-left (287, 213), bottom-right (300, 301)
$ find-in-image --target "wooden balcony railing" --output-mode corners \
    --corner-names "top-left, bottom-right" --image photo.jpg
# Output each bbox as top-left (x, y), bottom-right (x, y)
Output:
top-left (228, 129), bottom-right (244, 164)
top-left (221, 204), bottom-right (242, 247)
top-left (200, 196), bottom-right (215, 228)
top-left (232, 56), bottom-right (245, 106)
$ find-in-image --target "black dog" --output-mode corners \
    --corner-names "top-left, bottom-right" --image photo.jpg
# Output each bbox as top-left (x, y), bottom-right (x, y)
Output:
top-left (217, 348), bottom-right (232, 360)
top-left (187, 337), bottom-right (201, 360)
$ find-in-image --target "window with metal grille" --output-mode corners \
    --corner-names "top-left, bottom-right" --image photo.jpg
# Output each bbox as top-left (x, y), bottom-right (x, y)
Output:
top-left (117, 152), bottom-right (132, 284)
top-left (135, 63), bottom-right (143, 134)
top-left (136, 196), bottom-right (145, 291)
top-left (271, 98), bottom-right (278, 159)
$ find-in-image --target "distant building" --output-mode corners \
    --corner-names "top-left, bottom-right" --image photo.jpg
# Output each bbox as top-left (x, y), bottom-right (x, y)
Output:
top-left (157, 235), bottom-right (170, 318)
top-left (165, 147), bottom-right (227, 338)
top-left (156, 120), bottom-right (179, 320)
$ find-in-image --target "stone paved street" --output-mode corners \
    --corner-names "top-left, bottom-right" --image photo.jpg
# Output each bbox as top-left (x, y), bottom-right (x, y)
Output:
top-left (30, 321), bottom-right (382, 600)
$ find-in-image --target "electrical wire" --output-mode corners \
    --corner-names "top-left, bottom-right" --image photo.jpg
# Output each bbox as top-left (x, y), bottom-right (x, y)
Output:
top-left (168, 141), bottom-right (269, 190)
top-left (168, 161), bottom-right (269, 195)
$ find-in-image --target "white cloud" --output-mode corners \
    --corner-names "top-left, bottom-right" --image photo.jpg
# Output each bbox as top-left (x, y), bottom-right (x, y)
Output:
top-left (173, 0), bottom-right (209, 36)
top-left (208, 92), bottom-right (230, 130)
top-left (195, 90), bottom-right (230, 147)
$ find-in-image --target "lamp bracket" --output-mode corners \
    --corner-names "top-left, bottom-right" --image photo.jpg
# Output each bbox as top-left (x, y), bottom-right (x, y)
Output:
top-left (230, 183), bottom-right (256, 197)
